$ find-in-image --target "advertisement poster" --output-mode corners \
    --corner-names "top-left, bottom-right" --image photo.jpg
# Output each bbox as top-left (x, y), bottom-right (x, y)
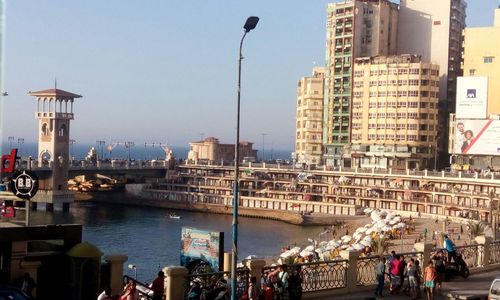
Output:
top-left (454, 119), bottom-right (500, 155)
top-left (180, 227), bottom-right (224, 272)
top-left (455, 77), bottom-right (488, 119)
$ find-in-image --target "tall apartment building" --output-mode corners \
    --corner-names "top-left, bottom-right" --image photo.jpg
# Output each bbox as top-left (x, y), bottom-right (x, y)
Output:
top-left (462, 8), bottom-right (500, 116)
top-left (295, 67), bottom-right (325, 165)
top-left (323, 0), bottom-right (399, 167)
top-left (397, 0), bottom-right (466, 165)
top-left (350, 55), bottom-right (439, 170)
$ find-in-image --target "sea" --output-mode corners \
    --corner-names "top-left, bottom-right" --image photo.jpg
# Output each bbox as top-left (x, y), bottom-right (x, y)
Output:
top-left (10, 202), bottom-right (325, 283)
top-left (1, 142), bottom-right (293, 162)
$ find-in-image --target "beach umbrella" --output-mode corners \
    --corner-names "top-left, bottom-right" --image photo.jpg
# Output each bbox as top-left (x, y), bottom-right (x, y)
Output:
top-left (319, 241), bottom-right (328, 247)
top-left (347, 246), bottom-right (355, 251)
top-left (340, 244), bottom-right (349, 250)
top-left (360, 240), bottom-right (371, 247)
top-left (353, 243), bottom-right (365, 251)
top-left (366, 227), bottom-right (375, 234)
top-left (304, 245), bottom-right (314, 252)
top-left (299, 250), bottom-right (313, 257)
top-left (280, 251), bottom-right (291, 258)
top-left (341, 235), bottom-right (352, 243)
top-left (363, 235), bottom-right (372, 242)
top-left (328, 240), bottom-right (340, 247)
top-left (382, 225), bottom-right (392, 232)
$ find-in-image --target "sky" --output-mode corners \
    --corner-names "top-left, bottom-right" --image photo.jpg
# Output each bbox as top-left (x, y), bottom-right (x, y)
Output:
top-left (1, 0), bottom-right (499, 151)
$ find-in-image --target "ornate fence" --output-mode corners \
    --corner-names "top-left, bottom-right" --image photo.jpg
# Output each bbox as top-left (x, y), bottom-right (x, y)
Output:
top-left (456, 244), bottom-right (482, 269)
top-left (262, 260), bottom-right (348, 293)
top-left (184, 268), bottom-right (250, 300)
top-left (356, 252), bottom-right (424, 286)
top-left (489, 241), bottom-right (500, 265)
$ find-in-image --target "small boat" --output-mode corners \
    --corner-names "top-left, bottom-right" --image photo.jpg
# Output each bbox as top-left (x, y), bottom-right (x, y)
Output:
top-left (169, 213), bottom-right (181, 219)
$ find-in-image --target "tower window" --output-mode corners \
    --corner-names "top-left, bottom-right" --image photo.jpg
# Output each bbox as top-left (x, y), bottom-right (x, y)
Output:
top-left (41, 123), bottom-right (49, 136)
top-left (59, 124), bottom-right (67, 137)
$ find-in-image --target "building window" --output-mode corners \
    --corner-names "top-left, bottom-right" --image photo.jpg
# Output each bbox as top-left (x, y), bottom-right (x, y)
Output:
top-left (408, 124), bottom-right (418, 130)
top-left (484, 57), bottom-right (494, 64)
top-left (469, 69), bottom-right (476, 75)
top-left (397, 124), bottom-right (406, 130)
top-left (409, 68), bottom-right (420, 75)
top-left (409, 91), bottom-right (419, 97)
top-left (397, 91), bottom-right (408, 97)
top-left (368, 134), bottom-right (376, 140)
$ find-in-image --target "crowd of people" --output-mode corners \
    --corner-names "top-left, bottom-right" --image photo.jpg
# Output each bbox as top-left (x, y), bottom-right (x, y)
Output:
top-left (373, 235), bottom-right (466, 300)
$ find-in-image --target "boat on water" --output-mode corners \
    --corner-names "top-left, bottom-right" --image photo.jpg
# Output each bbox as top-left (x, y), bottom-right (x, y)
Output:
top-left (169, 213), bottom-right (181, 219)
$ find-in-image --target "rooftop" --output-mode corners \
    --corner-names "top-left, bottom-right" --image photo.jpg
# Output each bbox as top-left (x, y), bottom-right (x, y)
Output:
top-left (28, 88), bottom-right (82, 99)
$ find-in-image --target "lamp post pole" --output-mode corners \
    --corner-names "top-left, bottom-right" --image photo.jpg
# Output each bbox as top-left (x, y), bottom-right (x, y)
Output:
top-left (261, 133), bottom-right (267, 162)
top-left (232, 16), bottom-right (259, 300)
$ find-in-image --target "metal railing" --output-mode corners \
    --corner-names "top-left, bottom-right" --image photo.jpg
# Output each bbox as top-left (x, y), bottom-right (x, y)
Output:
top-left (356, 252), bottom-right (424, 286)
top-left (455, 244), bottom-right (482, 269)
top-left (123, 275), bottom-right (154, 300)
top-left (489, 241), bottom-right (500, 265)
top-left (262, 260), bottom-right (348, 293)
top-left (185, 268), bottom-right (250, 300)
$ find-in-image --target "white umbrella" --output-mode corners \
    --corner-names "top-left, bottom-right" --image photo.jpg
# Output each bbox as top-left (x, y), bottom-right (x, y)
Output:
top-left (340, 244), bottom-right (349, 250)
top-left (341, 235), bottom-right (352, 243)
top-left (353, 243), bottom-right (365, 251)
top-left (300, 250), bottom-right (314, 257)
top-left (366, 227), bottom-right (375, 234)
top-left (363, 235), bottom-right (372, 242)
top-left (356, 227), bottom-right (367, 233)
top-left (382, 225), bottom-right (392, 232)
top-left (280, 251), bottom-right (291, 258)
top-left (328, 240), bottom-right (340, 247)
top-left (319, 241), bottom-right (328, 247)
top-left (304, 245), bottom-right (315, 252)
top-left (360, 240), bottom-right (371, 247)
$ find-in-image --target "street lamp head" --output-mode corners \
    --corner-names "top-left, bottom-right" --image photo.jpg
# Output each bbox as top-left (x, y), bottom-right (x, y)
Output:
top-left (244, 16), bottom-right (259, 32)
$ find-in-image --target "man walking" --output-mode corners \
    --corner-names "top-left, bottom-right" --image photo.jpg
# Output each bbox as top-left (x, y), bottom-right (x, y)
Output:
top-left (374, 257), bottom-right (386, 297)
top-left (151, 271), bottom-right (165, 300)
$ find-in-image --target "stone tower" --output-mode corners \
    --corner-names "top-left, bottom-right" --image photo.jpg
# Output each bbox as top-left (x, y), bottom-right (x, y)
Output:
top-left (29, 88), bottom-right (81, 210)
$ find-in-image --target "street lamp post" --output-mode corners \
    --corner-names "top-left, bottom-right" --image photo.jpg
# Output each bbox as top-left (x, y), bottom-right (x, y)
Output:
top-left (261, 133), bottom-right (267, 162)
top-left (8, 136), bottom-right (14, 149)
top-left (17, 138), bottom-right (24, 162)
top-left (70, 139), bottom-right (76, 164)
top-left (96, 140), bottom-right (105, 161)
top-left (231, 16), bottom-right (259, 300)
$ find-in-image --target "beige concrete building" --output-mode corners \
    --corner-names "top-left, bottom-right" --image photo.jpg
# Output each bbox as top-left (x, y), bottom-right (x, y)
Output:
top-left (350, 54), bottom-right (439, 169)
top-left (295, 67), bottom-right (324, 165)
top-left (323, 0), bottom-right (399, 167)
top-left (187, 137), bottom-right (257, 163)
top-left (397, 0), bottom-right (466, 165)
top-left (462, 8), bottom-right (500, 117)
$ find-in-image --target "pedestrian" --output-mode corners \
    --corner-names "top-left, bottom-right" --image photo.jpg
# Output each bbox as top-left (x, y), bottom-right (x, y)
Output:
top-left (20, 272), bottom-right (36, 297)
top-left (151, 271), bottom-right (165, 300)
top-left (443, 235), bottom-right (457, 263)
top-left (120, 280), bottom-right (139, 300)
top-left (97, 286), bottom-right (113, 300)
top-left (374, 257), bottom-right (386, 297)
top-left (406, 259), bottom-right (418, 300)
top-left (248, 276), bottom-right (258, 300)
top-left (423, 260), bottom-right (437, 300)
top-left (288, 266), bottom-right (303, 300)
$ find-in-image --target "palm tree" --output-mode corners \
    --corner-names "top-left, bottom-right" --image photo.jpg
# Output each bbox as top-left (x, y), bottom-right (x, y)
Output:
top-left (371, 236), bottom-right (391, 256)
top-left (467, 220), bottom-right (485, 241)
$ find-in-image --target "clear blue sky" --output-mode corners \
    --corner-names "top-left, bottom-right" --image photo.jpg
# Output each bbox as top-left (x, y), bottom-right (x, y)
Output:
top-left (2, 0), bottom-right (498, 150)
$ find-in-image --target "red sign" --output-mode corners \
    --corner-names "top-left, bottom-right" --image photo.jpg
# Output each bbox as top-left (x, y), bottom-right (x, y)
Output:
top-left (1, 149), bottom-right (18, 173)
top-left (1, 203), bottom-right (15, 218)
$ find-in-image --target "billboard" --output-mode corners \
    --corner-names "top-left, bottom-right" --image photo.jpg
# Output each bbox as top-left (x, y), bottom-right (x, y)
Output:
top-left (453, 119), bottom-right (500, 155)
top-left (180, 227), bottom-right (224, 272)
top-left (456, 77), bottom-right (488, 119)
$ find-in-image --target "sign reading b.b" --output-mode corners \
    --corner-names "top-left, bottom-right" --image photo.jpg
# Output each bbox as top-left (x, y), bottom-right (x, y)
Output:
top-left (9, 170), bottom-right (39, 200)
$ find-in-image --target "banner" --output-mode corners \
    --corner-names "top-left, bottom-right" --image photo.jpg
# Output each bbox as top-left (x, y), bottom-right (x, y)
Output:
top-left (180, 227), bottom-right (224, 272)
top-left (455, 77), bottom-right (488, 119)
top-left (453, 119), bottom-right (500, 155)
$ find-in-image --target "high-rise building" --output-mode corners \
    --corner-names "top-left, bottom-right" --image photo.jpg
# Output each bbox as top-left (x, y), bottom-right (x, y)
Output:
top-left (323, 0), bottom-right (399, 167)
top-left (397, 0), bottom-right (466, 165)
top-left (462, 8), bottom-right (500, 116)
top-left (295, 67), bottom-right (325, 165)
top-left (350, 54), bottom-right (439, 169)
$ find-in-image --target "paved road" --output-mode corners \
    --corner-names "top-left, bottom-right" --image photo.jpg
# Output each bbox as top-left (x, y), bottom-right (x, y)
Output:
top-left (310, 269), bottom-right (498, 300)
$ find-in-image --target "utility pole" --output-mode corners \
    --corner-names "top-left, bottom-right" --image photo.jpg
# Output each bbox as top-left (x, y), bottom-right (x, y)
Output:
top-left (261, 133), bottom-right (267, 162)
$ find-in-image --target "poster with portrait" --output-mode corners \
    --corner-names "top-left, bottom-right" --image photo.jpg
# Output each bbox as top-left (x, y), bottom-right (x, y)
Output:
top-left (454, 119), bottom-right (500, 155)
top-left (180, 227), bottom-right (224, 272)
